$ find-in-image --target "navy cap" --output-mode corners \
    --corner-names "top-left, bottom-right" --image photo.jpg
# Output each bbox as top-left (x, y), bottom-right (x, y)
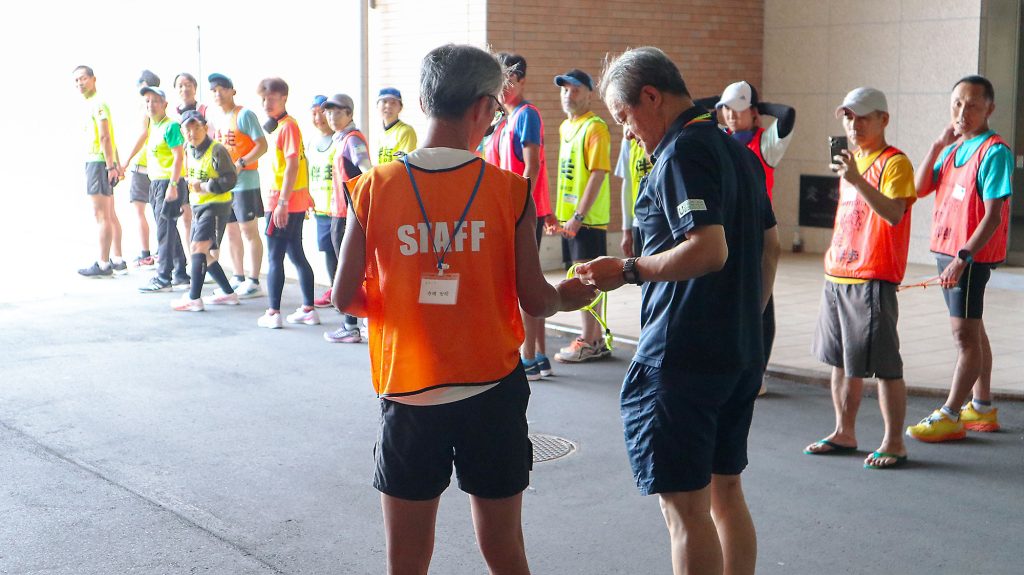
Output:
top-left (377, 87), bottom-right (402, 102)
top-left (208, 73), bottom-right (234, 90)
top-left (554, 69), bottom-right (593, 91)
top-left (139, 86), bottom-right (167, 99)
top-left (180, 109), bottom-right (206, 126)
top-left (311, 95), bottom-right (328, 109)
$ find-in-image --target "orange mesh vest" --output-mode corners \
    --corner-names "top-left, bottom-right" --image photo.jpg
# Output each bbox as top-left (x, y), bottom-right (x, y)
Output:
top-left (212, 106), bottom-right (258, 171)
top-left (348, 158), bottom-right (528, 397)
top-left (930, 134), bottom-right (1011, 264)
top-left (824, 147), bottom-right (912, 284)
top-left (331, 129), bottom-right (369, 218)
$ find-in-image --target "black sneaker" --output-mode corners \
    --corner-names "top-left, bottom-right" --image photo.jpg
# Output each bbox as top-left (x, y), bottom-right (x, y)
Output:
top-left (78, 262), bottom-right (113, 278)
top-left (172, 275), bottom-right (191, 289)
top-left (139, 277), bottom-right (172, 293)
top-left (110, 260), bottom-right (129, 276)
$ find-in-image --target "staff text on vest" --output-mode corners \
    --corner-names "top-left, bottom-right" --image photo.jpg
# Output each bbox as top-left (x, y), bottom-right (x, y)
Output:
top-left (397, 221), bottom-right (486, 256)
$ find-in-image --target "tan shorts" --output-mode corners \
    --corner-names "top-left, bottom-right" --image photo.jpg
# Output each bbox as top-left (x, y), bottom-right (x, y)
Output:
top-left (812, 280), bottom-right (903, 379)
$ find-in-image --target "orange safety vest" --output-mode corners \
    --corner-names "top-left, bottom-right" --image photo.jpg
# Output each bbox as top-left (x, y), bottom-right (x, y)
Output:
top-left (212, 106), bottom-right (259, 171)
top-left (347, 158), bottom-right (528, 397)
top-left (824, 146), bottom-right (912, 284)
top-left (929, 134), bottom-right (1011, 264)
top-left (747, 127), bottom-right (775, 201)
top-left (500, 103), bottom-right (552, 217)
top-left (331, 129), bottom-right (369, 218)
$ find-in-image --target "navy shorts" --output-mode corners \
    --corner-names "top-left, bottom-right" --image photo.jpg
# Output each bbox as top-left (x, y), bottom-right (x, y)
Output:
top-left (129, 168), bottom-right (151, 203)
top-left (314, 214), bottom-right (333, 252)
top-left (85, 162), bottom-right (114, 196)
top-left (936, 254), bottom-right (994, 319)
top-left (373, 365), bottom-right (532, 501)
top-left (621, 363), bottom-right (760, 495)
top-left (228, 189), bottom-right (264, 223)
top-left (191, 202), bottom-right (231, 249)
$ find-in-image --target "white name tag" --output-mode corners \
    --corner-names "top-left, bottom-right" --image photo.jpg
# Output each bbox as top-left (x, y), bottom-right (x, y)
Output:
top-left (563, 193), bottom-right (578, 205)
top-left (418, 273), bottom-right (459, 305)
top-left (952, 184), bottom-right (967, 201)
top-left (676, 199), bottom-right (707, 218)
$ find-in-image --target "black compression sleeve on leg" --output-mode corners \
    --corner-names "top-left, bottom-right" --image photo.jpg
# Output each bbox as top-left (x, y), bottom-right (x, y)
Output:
top-left (189, 253), bottom-right (207, 300)
top-left (207, 261), bottom-right (234, 294)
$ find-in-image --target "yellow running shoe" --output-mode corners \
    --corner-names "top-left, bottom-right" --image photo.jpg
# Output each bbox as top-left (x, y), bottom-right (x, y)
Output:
top-left (906, 409), bottom-right (966, 443)
top-left (960, 403), bottom-right (1001, 432)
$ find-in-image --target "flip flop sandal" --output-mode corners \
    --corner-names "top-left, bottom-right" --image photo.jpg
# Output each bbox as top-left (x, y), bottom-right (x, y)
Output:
top-left (864, 451), bottom-right (908, 470)
top-left (804, 439), bottom-right (858, 455)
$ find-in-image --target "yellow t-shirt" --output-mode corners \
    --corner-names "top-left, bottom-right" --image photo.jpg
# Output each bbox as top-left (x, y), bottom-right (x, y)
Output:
top-left (826, 148), bottom-right (916, 284)
top-left (377, 119), bottom-right (417, 164)
top-left (85, 93), bottom-right (116, 163)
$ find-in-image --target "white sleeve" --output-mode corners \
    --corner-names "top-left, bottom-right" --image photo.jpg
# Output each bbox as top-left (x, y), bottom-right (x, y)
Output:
top-left (614, 141), bottom-right (630, 178)
top-left (760, 118), bottom-right (793, 168)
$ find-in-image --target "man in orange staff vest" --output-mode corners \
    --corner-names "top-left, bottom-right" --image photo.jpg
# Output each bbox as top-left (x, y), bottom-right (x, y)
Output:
top-left (804, 87), bottom-right (915, 470)
top-left (907, 75), bottom-right (1013, 442)
top-left (332, 44), bottom-right (597, 574)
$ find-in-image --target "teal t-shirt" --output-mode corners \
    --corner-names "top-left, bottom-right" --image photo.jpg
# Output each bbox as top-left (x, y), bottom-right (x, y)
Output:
top-left (234, 108), bottom-right (264, 191)
top-left (932, 130), bottom-right (1013, 200)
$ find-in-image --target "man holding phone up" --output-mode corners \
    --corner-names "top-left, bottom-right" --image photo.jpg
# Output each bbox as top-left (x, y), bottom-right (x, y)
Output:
top-left (805, 88), bottom-right (915, 470)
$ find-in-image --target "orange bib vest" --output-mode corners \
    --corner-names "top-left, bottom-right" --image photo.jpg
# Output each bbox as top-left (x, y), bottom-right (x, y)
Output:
top-left (930, 134), bottom-right (1011, 264)
top-left (331, 129), bottom-right (369, 218)
top-left (500, 102), bottom-right (552, 218)
top-left (347, 158), bottom-right (528, 397)
top-left (212, 106), bottom-right (259, 171)
top-left (824, 147), bottom-right (911, 284)
top-left (747, 128), bottom-right (775, 201)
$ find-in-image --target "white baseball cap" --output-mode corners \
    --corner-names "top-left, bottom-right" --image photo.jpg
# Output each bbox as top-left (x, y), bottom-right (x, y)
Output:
top-left (835, 87), bottom-right (888, 117)
top-left (716, 81), bottom-right (758, 112)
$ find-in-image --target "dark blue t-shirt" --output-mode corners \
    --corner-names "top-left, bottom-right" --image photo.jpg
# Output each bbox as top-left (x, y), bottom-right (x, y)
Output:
top-left (633, 106), bottom-right (776, 374)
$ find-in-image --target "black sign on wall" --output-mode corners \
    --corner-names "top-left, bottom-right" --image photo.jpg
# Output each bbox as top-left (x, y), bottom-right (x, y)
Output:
top-left (799, 175), bottom-right (840, 228)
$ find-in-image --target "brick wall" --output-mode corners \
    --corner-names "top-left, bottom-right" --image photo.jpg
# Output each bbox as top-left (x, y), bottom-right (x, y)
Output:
top-left (486, 0), bottom-right (764, 235)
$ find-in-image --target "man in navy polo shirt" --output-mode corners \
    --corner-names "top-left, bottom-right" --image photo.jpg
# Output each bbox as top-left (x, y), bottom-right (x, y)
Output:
top-left (578, 47), bottom-right (780, 575)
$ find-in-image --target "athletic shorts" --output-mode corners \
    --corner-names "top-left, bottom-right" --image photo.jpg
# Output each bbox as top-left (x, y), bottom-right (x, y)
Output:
top-left (621, 363), bottom-right (760, 495)
top-left (812, 280), bottom-right (903, 379)
top-left (191, 202), bottom-right (231, 249)
top-left (936, 254), bottom-right (994, 319)
top-left (228, 189), bottom-right (264, 224)
top-left (129, 168), bottom-right (151, 203)
top-left (85, 162), bottom-right (113, 196)
top-left (373, 365), bottom-right (532, 501)
top-left (561, 226), bottom-right (607, 264)
top-left (314, 214), bottom-right (333, 252)
top-left (330, 216), bottom-right (346, 257)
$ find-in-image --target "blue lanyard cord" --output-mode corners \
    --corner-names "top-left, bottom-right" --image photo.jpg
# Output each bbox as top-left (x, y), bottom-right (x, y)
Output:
top-left (403, 156), bottom-right (487, 273)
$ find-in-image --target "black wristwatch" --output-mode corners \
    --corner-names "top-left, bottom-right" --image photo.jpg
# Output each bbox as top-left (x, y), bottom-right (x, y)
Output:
top-left (957, 248), bottom-right (974, 264)
top-left (238, 157), bottom-right (247, 168)
top-left (622, 257), bottom-right (642, 285)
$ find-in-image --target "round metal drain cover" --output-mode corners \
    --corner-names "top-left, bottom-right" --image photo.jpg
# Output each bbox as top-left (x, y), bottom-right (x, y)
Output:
top-left (529, 433), bottom-right (576, 463)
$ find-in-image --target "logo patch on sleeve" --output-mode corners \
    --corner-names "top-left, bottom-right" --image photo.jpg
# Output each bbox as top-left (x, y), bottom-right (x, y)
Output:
top-left (676, 199), bottom-right (707, 218)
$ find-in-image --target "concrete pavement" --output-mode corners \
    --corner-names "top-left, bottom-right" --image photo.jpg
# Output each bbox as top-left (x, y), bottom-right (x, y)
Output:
top-left (1, 274), bottom-right (1022, 574)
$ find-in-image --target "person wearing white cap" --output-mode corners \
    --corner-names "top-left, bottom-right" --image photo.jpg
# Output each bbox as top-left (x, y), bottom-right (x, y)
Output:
top-left (696, 81), bottom-right (796, 395)
top-left (805, 87), bottom-right (914, 470)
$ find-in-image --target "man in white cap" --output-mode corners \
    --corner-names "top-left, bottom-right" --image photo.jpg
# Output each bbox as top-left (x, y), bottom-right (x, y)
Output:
top-left (804, 87), bottom-right (915, 470)
top-left (696, 81), bottom-right (796, 394)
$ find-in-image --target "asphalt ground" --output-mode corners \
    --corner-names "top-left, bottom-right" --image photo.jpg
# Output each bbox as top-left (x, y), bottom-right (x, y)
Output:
top-left (1, 274), bottom-right (1021, 574)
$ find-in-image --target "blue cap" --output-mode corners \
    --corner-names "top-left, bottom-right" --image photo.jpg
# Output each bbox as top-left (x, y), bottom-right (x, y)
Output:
top-left (207, 73), bottom-right (234, 90)
top-left (139, 86), bottom-right (167, 99)
top-left (180, 109), bottom-right (207, 126)
top-left (554, 69), bottom-right (593, 91)
top-left (311, 95), bottom-right (328, 109)
top-left (377, 87), bottom-right (402, 102)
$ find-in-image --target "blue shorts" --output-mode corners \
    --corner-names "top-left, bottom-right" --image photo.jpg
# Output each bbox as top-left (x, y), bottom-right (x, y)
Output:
top-left (621, 363), bottom-right (760, 495)
top-left (315, 214), bottom-right (333, 252)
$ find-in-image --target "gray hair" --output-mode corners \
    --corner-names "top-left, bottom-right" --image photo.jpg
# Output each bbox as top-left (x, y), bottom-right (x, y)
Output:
top-left (599, 47), bottom-right (689, 107)
top-left (420, 44), bottom-right (504, 120)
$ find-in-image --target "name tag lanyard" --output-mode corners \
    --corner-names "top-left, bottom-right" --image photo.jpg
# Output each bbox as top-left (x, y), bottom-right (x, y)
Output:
top-left (402, 156), bottom-right (486, 275)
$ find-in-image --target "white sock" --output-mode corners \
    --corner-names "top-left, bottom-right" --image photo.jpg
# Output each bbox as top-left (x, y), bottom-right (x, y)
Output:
top-left (111, 256), bottom-right (124, 265)
top-left (940, 405), bottom-right (960, 422)
top-left (972, 399), bottom-right (993, 413)
top-left (98, 260), bottom-right (111, 271)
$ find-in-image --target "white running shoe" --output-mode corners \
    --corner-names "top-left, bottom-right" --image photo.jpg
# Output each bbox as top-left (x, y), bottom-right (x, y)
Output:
top-left (170, 296), bottom-right (204, 312)
top-left (286, 307), bottom-right (321, 325)
top-left (203, 292), bottom-right (241, 306)
top-left (257, 310), bottom-right (284, 329)
top-left (235, 279), bottom-right (264, 299)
